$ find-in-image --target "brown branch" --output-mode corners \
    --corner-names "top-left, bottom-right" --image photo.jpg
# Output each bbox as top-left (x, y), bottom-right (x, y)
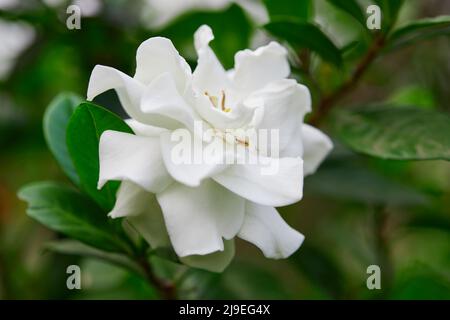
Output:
top-left (138, 258), bottom-right (177, 300)
top-left (308, 34), bottom-right (387, 126)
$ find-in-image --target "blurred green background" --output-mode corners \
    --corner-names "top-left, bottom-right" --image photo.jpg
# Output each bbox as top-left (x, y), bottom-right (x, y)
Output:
top-left (0, 0), bottom-right (449, 299)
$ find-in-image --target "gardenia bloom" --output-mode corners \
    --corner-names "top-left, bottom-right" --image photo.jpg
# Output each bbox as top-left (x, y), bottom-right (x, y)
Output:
top-left (87, 25), bottom-right (332, 272)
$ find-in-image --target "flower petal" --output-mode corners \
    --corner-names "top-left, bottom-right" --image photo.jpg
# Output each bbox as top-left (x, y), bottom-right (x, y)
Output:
top-left (232, 41), bottom-right (290, 94)
top-left (213, 155), bottom-right (303, 207)
top-left (246, 79), bottom-right (311, 155)
top-left (87, 65), bottom-right (147, 122)
top-left (140, 72), bottom-right (200, 131)
top-left (98, 130), bottom-right (172, 193)
top-left (159, 131), bottom-right (227, 187)
top-left (134, 37), bottom-right (191, 93)
top-left (192, 25), bottom-right (231, 97)
top-left (109, 181), bottom-right (170, 248)
top-left (180, 239), bottom-right (235, 273)
top-left (125, 119), bottom-right (167, 137)
top-left (238, 202), bottom-right (304, 259)
top-left (301, 124), bottom-right (333, 175)
top-left (156, 180), bottom-right (245, 257)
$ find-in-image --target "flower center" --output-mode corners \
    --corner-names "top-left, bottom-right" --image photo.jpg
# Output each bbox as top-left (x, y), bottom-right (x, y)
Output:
top-left (204, 90), bottom-right (231, 113)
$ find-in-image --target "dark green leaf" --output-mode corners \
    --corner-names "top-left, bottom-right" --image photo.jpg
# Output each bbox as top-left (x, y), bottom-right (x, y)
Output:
top-left (45, 239), bottom-right (143, 276)
top-left (374, 0), bottom-right (404, 28)
top-left (18, 182), bottom-right (131, 253)
top-left (264, 21), bottom-right (343, 67)
top-left (326, 0), bottom-right (366, 27)
top-left (43, 93), bottom-right (83, 185)
top-left (387, 16), bottom-right (450, 51)
top-left (263, 0), bottom-right (312, 23)
top-left (290, 243), bottom-right (344, 298)
top-left (334, 107), bottom-right (450, 161)
top-left (305, 158), bottom-right (428, 206)
top-left (66, 102), bottom-right (133, 211)
top-left (159, 4), bottom-right (251, 69)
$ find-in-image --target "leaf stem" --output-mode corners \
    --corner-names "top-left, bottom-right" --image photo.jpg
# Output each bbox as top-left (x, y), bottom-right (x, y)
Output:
top-left (137, 257), bottom-right (177, 300)
top-left (308, 34), bottom-right (387, 126)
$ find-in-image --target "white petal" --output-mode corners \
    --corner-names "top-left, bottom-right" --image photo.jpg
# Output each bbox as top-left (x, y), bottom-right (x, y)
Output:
top-left (140, 72), bottom-right (200, 131)
top-left (301, 124), bottom-right (333, 175)
top-left (109, 181), bottom-right (170, 248)
top-left (246, 79), bottom-right (311, 155)
top-left (98, 130), bottom-right (172, 193)
top-left (87, 65), bottom-right (147, 122)
top-left (134, 37), bottom-right (191, 93)
top-left (213, 155), bottom-right (303, 207)
top-left (156, 180), bottom-right (245, 257)
top-left (180, 239), bottom-right (234, 273)
top-left (192, 25), bottom-right (231, 96)
top-left (125, 119), bottom-right (167, 137)
top-left (238, 202), bottom-right (304, 259)
top-left (232, 42), bottom-right (290, 94)
top-left (159, 131), bottom-right (227, 187)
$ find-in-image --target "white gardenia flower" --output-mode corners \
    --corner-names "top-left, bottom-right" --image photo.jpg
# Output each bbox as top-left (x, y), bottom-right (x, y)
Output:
top-left (87, 25), bottom-right (332, 272)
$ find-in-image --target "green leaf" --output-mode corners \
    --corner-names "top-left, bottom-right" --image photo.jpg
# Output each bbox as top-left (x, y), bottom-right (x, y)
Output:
top-left (45, 239), bottom-right (143, 276)
top-left (18, 181), bottom-right (131, 253)
top-left (334, 107), bottom-right (450, 161)
top-left (66, 102), bottom-right (133, 211)
top-left (387, 16), bottom-right (450, 51)
top-left (263, 0), bottom-right (312, 23)
top-left (326, 0), bottom-right (366, 27)
top-left (290, 243), bottom-right (345, 298)
top-left (159, 4), bottom-right (251, 69)
top-left (305, 158), bottom-right (428, 206)
top-left (264, 21), bottom-right (343, 67)
top-left (374, 0), bottom-right (404, 28)
top-left (43, 93), bottom-right (83, 185)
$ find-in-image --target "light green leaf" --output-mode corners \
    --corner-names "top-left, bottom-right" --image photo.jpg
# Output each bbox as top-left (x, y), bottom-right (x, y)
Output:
top-left (18, 181), bottom-right (132, 253)
top-left (387, 15), bottom-right (450, 51)
top-left (263, 0), bottom-right (312, 23)
top-left (264, 21), bottom-right (343, 67)
top-left (334, 107), bottom-right (450, 161)
top-left (45, 239), bottom-right (143, 276)
top-left (66, 102), bottom-right (133, 211)
top-left (43, 93), bottom-right (83, 185)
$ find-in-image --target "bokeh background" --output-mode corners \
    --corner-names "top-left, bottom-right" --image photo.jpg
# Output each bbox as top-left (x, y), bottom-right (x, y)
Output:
top-left (0, 0), bottom-right (449, 299)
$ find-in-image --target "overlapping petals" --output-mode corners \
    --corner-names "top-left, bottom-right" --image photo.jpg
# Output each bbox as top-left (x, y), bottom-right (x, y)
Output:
top-left (89, 24), bottom-right (333, 272)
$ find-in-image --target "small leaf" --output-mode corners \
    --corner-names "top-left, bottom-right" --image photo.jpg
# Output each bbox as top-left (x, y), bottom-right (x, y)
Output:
top-left (387, 15), bottom-right (450, 51)
top-left (334, 107), bottom-right (450, 161)
top-left (18, 181), bottom-right (131, 253)
top-left (43, 93), bottom-right (83, 185)
top-left (46, 239), bottom-right (143, 276)
top-left (264, 21), bottom-right (343, 67)
top-left (326, 0), bottom-right (366, 27)
top-left (263, 0), bottom-right (312, 23)
top-left (374, 0), bottom-right (404, 28)
top-left (66, 102), bottom-right (133, 211)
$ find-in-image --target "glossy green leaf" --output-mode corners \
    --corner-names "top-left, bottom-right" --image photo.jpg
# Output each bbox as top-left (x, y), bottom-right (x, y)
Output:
top-left (18, 182), bottom-right (131, 253)
top-left (387, 15), bottom-right (450, 51)
top-left (374, 0), bottom-right (404, 28)
top-left (263, 0), bottom-right (312, 23)
top-left (264, 21), bottom-right (343, 67)
top-left (334, 107), bottom-right (450, 161)
top-left (66, 102), bottom-right (133, 211)
top-left (326, 0), bottom-right (365, 27)
top-left (43, 93), bottom-right (83, 185)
